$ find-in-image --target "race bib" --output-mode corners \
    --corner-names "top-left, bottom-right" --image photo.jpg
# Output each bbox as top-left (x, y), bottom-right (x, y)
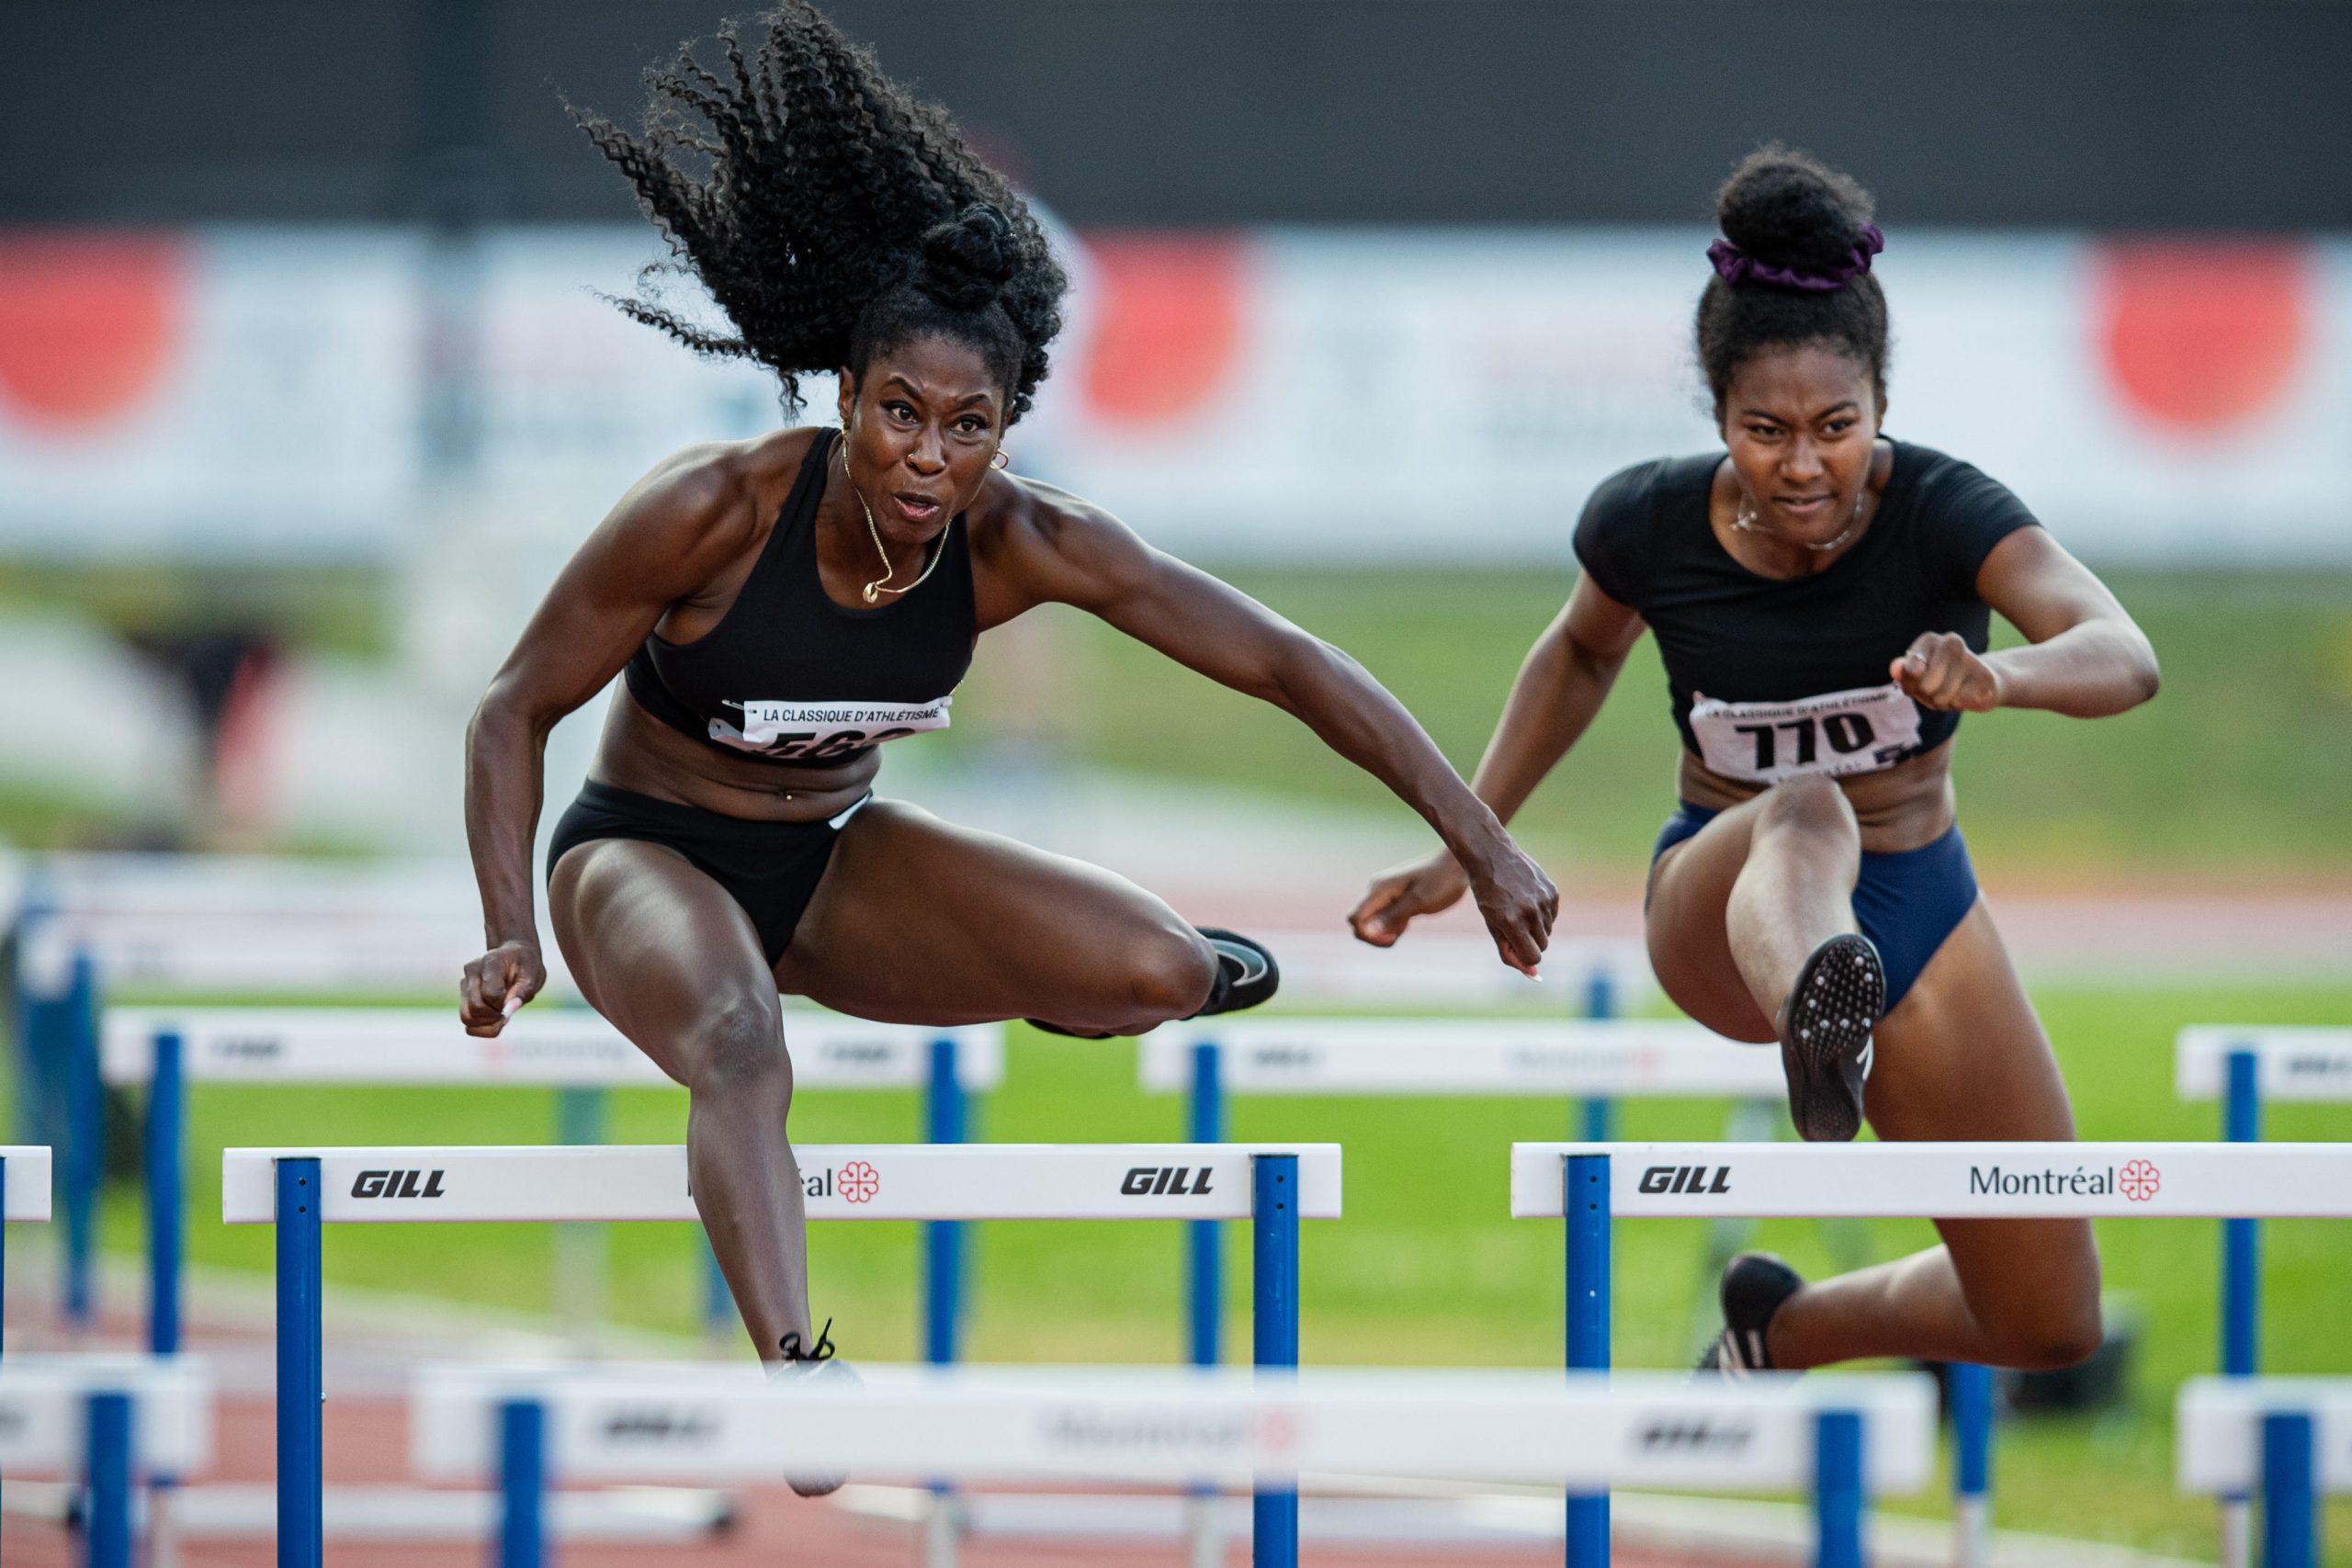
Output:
top-left (711, 697), bottom-right (952, 761)
top-left (1688, 683), bottom-right (1921, 784)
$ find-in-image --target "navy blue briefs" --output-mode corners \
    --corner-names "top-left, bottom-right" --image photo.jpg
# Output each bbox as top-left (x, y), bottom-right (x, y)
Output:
top-left (1650, 802), bottom-right (1979, 1012)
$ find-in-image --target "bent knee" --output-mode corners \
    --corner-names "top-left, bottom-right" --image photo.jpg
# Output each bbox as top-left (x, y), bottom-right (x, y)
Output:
top-left (1757, 773), bottom-right (1859, 840)
top-left (684, 995), bottom-right (790, 1096)
top-left (1127, 927), bottom-right (1218, 1023)
top-left (1986, 1295), bottom-right (2104, 1372)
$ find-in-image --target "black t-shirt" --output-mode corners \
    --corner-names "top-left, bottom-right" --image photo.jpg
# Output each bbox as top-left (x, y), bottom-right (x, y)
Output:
top-left (1572, 440), bottom-right (2040, 772)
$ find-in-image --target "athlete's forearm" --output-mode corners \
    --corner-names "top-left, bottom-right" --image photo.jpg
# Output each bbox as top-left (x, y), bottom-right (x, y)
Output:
top-left (1466, 615), bottom-right (1626, 826)
top-left (463, 688), bottom-right (551, 952)
top-left (1986, 619), bottom-right (2159, 718)
top-left (1265, 637), bottom-right (1519, 872)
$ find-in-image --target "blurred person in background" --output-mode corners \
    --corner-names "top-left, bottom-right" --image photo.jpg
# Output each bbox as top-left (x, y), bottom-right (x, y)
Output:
top-left (1351, 148), bottom-right (2159, 1378)
top-left (457, 0), bottom-right (1555, 1466)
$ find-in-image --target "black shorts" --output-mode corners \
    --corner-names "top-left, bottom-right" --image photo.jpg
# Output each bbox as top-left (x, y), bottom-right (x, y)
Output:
top-left (546, 782), bottom-right (863, 965)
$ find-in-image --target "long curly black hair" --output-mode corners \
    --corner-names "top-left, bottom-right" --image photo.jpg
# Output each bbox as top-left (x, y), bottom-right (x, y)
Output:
top-left (574, 3), bottom-right (1068, 423)
top-left (1695, 145), bottom-right (1891, 415)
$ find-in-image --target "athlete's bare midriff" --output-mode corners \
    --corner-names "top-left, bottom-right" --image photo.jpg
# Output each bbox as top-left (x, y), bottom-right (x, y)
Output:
top-left (589, 683), bottom-right (884, 823)
top-left (1674, 739), bottom-right (1960, 852)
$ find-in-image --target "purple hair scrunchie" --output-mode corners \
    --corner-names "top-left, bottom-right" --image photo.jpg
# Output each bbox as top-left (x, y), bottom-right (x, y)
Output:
top-left (1707, 223), bottom-right (1885, 292)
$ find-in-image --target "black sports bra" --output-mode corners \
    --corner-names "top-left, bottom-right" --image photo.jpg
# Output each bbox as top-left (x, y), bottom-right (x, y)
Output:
top-left (623, 431), bottom-right (977, 766)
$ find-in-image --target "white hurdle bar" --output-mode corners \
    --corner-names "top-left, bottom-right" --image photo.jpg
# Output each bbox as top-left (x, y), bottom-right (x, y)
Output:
top-left (2178, 1026), bottom-right (2352, 1568)
top-left (0, 1353), bottom-right (213, 1568)
top-left (410, 1363), bottom-right (1937, 1568)
top-left (224, 1142), bottom-right (1340, 1568)
top-left (1512, 1141), bottom-right (2352, 1568)
top-left (2178, 1377), bottom-right (2352, 1568)
top-left (105, 1006), bottom-right (1003, 1359)
top-left (1260, 931), bottom-right (1652, 1011)
top-left (1143, 1016), bottom-right (1782, 1470)
top-left (1143, 1017), bottom-right (1782, 1101)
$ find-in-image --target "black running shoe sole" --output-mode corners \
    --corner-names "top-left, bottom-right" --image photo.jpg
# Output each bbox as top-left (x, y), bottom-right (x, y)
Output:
top-left (1195, 927), bottom-right (1280, 1015)
top-left (1778, 934), bottom-right (1883, 1143)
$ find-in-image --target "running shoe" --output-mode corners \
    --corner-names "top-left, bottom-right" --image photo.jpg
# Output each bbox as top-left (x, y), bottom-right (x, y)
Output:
top-left (1029, 927), bottom-right (1279, 1037)
top-left (1776, 932), bottom-right (1883, 1143)
top-left (1696, 1252), bottom-right (1804, 1378)
top-left (771, 1320), bottom-right (857, 1496)
top-left (1193, 927), bottom-right (1280, 1017)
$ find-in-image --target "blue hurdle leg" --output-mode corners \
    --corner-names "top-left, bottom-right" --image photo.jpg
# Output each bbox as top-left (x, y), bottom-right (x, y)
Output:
top-left (500, 1398), bottom-right (548, 1568)
top-left (1184, 1044), bottom-right (1227, 1568)
top-left (1814, 1409), bottom-right (1864, 1568)
top-left (64, 950), bottom-right (99, 1330)
top-left (148, 1031), bottom-right (187, 1357)
top-left (1188, 1043), bottom-right (1226, 1369)
top-left (2222, 1048), bottom-right (2262, 1567)
top-left (923, 1036), bottom-right (967, 1366)
top-left (86, 1389), bottom-right (135, 1568)
top-left (923, 1037), bottom-right (968, 1566)
top-left (2223, 1049), bottom-right (2262, 1380)
top-left (1564, 1153), bottom-right (1611, 1568)
top-left (1951, 1360), bottom-right (1995, 1568)
top-left (277, 1156), bottom-right (324, 1568)
top-left (2261, 1410), bottom-right (2316, 1568)
top-left (1250, 1154), bottom-right (1298, 1568)
top-left (1578, 966), bottom-right (1618, 1143)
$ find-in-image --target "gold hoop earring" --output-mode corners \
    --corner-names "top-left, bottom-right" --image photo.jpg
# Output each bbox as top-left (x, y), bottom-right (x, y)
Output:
top-left (990, 449), bottom-right (1011, 470)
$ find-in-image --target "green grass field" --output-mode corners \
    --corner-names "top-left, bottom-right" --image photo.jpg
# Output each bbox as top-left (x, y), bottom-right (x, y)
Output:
top-left (61, 979), bottom-right (2352, 1562)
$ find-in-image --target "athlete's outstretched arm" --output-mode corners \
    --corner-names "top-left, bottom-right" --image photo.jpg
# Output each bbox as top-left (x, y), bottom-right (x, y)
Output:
top-left (1350, 574), bottom-right (1646, 944)
top-left (1892, 528), bottom-right (2160, 717)
top-left (991, 494), bottom-right (1557, 973)
top-left (460, 446), bottom-right (763, 1032)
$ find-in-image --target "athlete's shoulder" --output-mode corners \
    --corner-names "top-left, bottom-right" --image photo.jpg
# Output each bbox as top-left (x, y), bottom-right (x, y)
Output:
top-left (968, 469), bottom-right (1125, 562)
top-left (613, 429), bottom-right (820, 555)
top-left (965, 470), bottom-right (1160, 611)
top-left (1574, 453), bottom-right (1709, 608)
top-left (1892, 442), bottom-right (2036, 524)
top-left (1888, 440), bottom-right (2041, 580)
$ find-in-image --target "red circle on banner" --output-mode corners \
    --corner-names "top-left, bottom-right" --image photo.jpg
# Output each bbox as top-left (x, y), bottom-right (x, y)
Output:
top-left (2097, 242), bottom-right (2309, 434)
top-left (1081, 235), bottom-right (1248, 426)
top-left (0, 233), bottom-right (187, 429)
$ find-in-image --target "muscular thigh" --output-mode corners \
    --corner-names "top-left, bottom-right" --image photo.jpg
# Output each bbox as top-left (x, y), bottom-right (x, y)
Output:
top-left (778, 799), bottom-right (1195, 1024)
top-left (548, 838), bottom-right (778, 1083)
top-left (1644, 798), bottom-right (1777, 1043)
top-left (1867, 900), bottom-right (2097, 1315)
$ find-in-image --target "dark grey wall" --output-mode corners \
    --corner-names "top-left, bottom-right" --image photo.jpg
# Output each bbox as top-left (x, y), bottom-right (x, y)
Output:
top-left (6, 1), bottom-right (2348, 229)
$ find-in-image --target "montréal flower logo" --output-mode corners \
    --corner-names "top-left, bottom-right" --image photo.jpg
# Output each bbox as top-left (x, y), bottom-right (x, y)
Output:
top-left (839, 1161), bottom-right (880, 1203)
top-left (2119, 1159), bottom-right (2160, 1202)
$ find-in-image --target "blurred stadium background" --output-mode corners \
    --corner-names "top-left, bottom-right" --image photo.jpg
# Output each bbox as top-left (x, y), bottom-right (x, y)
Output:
top-left (3, 2), bottom-right (2349, 1562)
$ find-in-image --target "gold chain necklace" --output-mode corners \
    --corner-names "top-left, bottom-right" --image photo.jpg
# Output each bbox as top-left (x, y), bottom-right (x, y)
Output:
top-left (844, 443), bottom-right (953, 604)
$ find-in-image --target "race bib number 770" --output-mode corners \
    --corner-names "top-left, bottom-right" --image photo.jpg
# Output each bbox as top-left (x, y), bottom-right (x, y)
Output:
top-left (1688, 683), bottom-right (1920, 784)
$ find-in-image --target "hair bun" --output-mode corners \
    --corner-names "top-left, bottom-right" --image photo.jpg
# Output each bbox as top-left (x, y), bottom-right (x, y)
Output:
top-left (916, 204), bottom-right (1018, 310)
top-left (1716, 145), bottom-right (1875, 276)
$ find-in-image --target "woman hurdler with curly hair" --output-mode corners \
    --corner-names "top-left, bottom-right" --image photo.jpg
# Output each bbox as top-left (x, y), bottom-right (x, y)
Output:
top-left (458, 2), bottom-right (1556, 1474)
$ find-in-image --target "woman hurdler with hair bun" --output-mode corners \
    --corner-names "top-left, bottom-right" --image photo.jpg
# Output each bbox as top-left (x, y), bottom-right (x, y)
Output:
top-left (1354, 147), bottom-right (2159, 1376)
top-left (458, 0), bottom-right (1557, 1469)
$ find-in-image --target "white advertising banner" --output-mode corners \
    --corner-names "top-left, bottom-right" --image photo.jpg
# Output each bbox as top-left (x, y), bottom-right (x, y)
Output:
top-left (3, 225), bottom-right (2346, 564)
